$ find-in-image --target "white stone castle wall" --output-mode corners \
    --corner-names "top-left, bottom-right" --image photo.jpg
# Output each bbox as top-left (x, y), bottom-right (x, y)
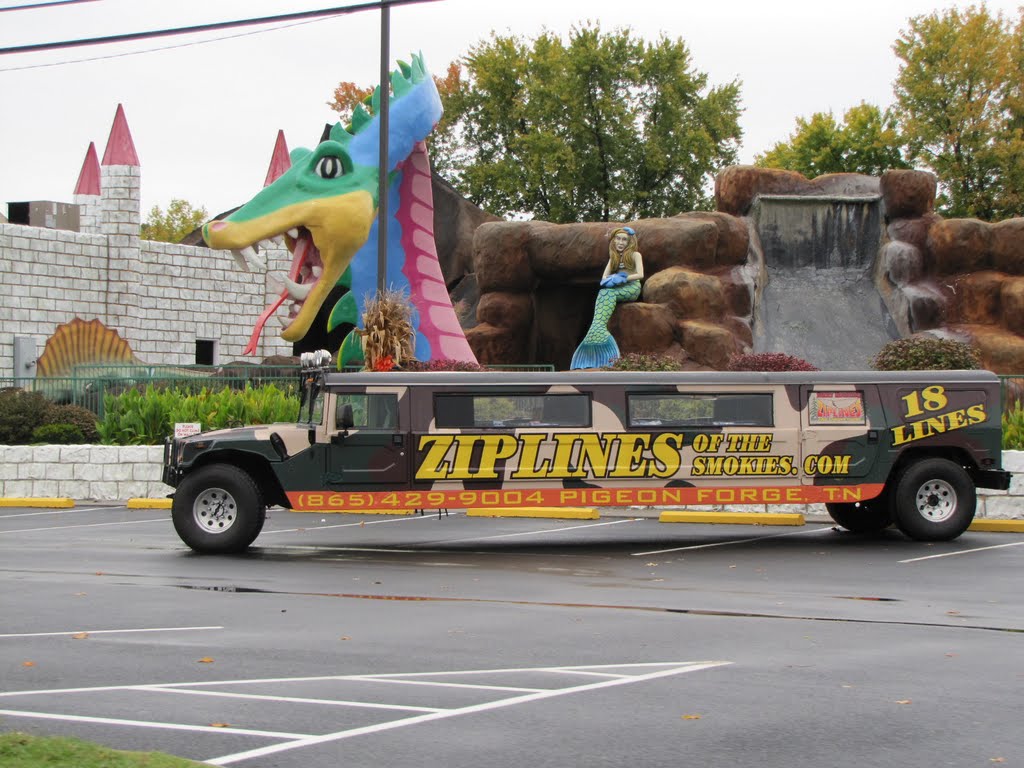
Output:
top-left (0, 223), bottom-right (293, 379)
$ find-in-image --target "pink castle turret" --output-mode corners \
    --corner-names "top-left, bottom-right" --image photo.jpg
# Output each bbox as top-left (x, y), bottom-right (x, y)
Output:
top-left (100, 104), bottom-right (140, 240)
top-left (73, 142), bottom-right (101, 234)
top-left (264, 130), bottom-right (291, 187)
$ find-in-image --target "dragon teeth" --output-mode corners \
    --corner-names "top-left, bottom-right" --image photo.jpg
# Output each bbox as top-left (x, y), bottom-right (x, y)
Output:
top-left (311, 265), bottom-right (323, 278)
top-left (285, 277), bottom-right (313, 300)
top-left (268, 272), bottom-right (312, 301)
top-left (230, 249), bottom-right (251, 272)
top-left (287, 228), bottom-right (300, 239)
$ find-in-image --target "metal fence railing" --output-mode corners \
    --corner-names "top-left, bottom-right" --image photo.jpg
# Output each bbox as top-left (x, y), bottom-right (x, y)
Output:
top-left (2, 362), bottom-right (558, 419)
top-left (997, 375), bottom-right (1024, 417)
top-left (1, 375), bottom-right (301, 419)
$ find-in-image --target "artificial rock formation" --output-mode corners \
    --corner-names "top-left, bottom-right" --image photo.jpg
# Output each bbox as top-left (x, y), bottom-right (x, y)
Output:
top-left (462, 164), bottom-right (1024, 373)
top-left (876, 169), bottom-right (1024, 372)
top-left (465, 214), bottom-right (754, 370)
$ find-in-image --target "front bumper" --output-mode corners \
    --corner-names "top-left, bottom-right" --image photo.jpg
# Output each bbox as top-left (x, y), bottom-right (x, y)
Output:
top-left (162, 438), bottom-right (180, 487)
top-left (972, 468), bottom-right (1012, 490)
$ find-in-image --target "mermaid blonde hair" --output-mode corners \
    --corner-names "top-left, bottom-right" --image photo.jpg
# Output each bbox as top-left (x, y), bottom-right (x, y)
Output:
top-left (607, 226), bottom-right (638, 273)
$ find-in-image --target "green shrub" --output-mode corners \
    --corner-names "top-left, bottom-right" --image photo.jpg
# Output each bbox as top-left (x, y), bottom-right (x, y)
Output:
top-left (0, 389), bottom-right (55, 444)
top-left (1003, 407), bottom-right (1024, 450)
top-left (603, 353), bottom-right (686, 372)
top-left (98, 384), bottom-right (301, 445)
top-left (727, 353), bottom-right (819, 372)
top-left (403, 359), bottom-right (487, 372)
top-left (31, 423), bottom-right (84, 444)
top-left (48, 404), bottom-right (100, 443)
top-left (871, 336), bottom-right (981, 370)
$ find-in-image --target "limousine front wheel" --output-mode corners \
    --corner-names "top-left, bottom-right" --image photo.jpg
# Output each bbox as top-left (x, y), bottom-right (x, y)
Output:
top-left (172, 464), bottom-right (266, 554)
top-left (893, 458), bottom-right (975, 541)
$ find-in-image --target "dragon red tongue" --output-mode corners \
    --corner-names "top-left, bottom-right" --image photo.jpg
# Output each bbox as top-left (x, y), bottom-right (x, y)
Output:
top-left (242, 234), bottom-right (314, 355)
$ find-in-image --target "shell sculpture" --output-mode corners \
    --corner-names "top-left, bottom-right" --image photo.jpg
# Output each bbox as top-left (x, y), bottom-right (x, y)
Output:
top-left (35, 318), bottom-right (137, 378)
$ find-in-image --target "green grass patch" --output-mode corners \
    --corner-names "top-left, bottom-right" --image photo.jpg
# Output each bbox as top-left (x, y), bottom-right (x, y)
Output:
top-left (0, 731), bottom-right (204, 767)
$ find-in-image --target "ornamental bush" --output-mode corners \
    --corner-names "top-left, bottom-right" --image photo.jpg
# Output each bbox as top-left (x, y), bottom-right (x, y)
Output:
top-left (871, 336), bottom-right (981, 371)
top-left (0, 389), bottom-right (55, 444)
top-left (31, 423), bottom-right (84, 444)
top-left (603, 353), bottom-right (686, 372)
top-left (403, 359), bottom-right (488, 372)
top-left (48, 404), bottom-right (100, 443)
top-left (727, 353), bottom-right (819, 372)
top-left (98, 384), bottom-right (300, 445)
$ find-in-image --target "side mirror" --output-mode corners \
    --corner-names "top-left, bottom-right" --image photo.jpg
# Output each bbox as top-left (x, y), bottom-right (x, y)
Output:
top-left (338, 403), bottom-right (354, 431)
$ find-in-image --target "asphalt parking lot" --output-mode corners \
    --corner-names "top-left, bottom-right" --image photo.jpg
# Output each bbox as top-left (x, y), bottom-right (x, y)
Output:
top-left (2, 505), bottom-right (1023, 767)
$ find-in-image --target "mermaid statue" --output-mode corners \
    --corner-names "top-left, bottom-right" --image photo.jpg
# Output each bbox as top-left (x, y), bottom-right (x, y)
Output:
top-left (570, 226), bottom-right (645, 369)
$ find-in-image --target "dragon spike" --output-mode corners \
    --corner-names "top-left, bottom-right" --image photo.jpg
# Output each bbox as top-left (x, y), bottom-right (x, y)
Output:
top-left (411, 51), bottom-right (427, 80)
top-left (350, 104), bottom-right (373, 134)
top-left (397, 59), bottom-right (412, 79)
top-left (328, 123), bottom-right (354, 146)
top-left (392, 70), bottom-right (413, 98)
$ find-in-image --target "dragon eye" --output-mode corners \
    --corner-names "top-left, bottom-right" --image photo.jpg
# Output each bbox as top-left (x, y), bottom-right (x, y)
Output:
top-left (315, 156), bottom-right (345, 179)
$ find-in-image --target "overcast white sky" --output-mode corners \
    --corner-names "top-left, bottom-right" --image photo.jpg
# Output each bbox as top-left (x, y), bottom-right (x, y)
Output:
top-left (1, 0), bottom-right (1021, 219)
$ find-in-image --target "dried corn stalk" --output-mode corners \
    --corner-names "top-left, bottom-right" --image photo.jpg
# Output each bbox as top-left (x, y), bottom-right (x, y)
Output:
top-left (360, 288), bottom-right (415, 371)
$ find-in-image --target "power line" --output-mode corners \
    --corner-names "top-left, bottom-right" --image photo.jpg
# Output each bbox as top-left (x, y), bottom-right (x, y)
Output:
top-left (0, 0), bottom-right (440, 55)
top-left (0, 16), bottom-right (331, 71)
top-left (0, 0), bottom-right (98, 12)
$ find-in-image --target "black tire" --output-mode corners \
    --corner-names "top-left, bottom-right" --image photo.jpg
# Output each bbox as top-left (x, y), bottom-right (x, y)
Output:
top-left (172, 464), bottom-right (266, 553)
top-left (826, 495), bottom-right (893, 533)
top-left (892, 458), bottom-right (975, 542)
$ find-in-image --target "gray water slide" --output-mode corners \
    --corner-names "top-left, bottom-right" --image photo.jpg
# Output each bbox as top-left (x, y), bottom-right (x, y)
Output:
top-left (751, 195), bottom-right (899, 370)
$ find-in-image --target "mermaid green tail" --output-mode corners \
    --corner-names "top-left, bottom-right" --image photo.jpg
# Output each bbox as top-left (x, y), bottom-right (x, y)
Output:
top-left (570, 280), bottom-right (641, 369)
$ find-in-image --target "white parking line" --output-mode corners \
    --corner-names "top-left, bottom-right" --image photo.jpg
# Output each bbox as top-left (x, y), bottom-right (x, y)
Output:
top-left (441, 518), bottom-right (635, 544)
top-left (0, 709), bottom-right (311, 739)
top-left (0, 508), bottom-right (101, 519)
top-left (205, 661), bottom-right (731, 765)
top-left (899, 540), bottom-right (1024, 563)
top-left (344, 677), bottom-right (545, 693)
top-left (0, 661), bottom-right (731, 765)
top-left (0, 518), bottom-right (166, 534)
top-left (141, 686), bottom-right (443, 713)
top-left (632, 526), bottom-right (833, 556)
top-left (261, 513), bottom-right (442, 535)
top-left (0, 626), bottom-right (222, 640)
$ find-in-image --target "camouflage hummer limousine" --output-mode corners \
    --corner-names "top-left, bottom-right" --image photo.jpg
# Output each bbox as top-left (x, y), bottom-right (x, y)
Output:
top-left (163, 353), bottom-right (1011, 553)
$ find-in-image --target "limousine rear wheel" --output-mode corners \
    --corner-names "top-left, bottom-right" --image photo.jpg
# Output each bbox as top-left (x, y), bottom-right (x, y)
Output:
top-left (892, 458), bottom-right (975, 542)
top-left (172, 464), bottom-right (266, 554)
top-left (825, 498), bottom-right (892, 533)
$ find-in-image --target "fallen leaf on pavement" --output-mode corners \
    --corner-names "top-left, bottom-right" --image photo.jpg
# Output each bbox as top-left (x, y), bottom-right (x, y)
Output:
top-left (72, 633), bottom-right (89, 640)
top-left (210, 723), bottom-right (231, 728)
top-left (22, 661), bottom-right (35, 667)
top-left (681, 714), bottom-right (701, 720)
top-left (198, 657), bottom-right (215, 663)
top-left (895, 699), bottom-right (912, 705)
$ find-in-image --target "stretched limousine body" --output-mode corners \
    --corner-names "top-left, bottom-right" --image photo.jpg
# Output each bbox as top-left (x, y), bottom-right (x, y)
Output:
top-left (163, 357), bottom-right (1010, 553)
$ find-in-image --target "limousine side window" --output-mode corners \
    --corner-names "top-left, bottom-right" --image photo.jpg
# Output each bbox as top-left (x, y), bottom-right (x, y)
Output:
top-left (335, 393), bottom-right (399, 429)
top-left (628, 393), bottom-right (774, 427)
top-left (434, 393), bottom-right (591, 429)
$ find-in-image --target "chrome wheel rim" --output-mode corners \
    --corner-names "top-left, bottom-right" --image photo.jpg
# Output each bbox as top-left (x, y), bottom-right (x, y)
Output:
top-left (914, 479), bottom-right (957, 523)
top-left (193, 487), bottom-right (237, 534)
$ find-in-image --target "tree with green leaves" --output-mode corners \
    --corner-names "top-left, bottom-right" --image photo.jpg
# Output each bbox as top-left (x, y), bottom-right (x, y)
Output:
top-left (893, 5), bottom-right (1024, 219)
top-left (330, 25), bottom-right (741, 222)
top-left (451, 25), bottom-right (742, 221)
top-left (755, 103), bottom-right (908, 178)
top-left (141, 199), bottom-right (208, 243)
